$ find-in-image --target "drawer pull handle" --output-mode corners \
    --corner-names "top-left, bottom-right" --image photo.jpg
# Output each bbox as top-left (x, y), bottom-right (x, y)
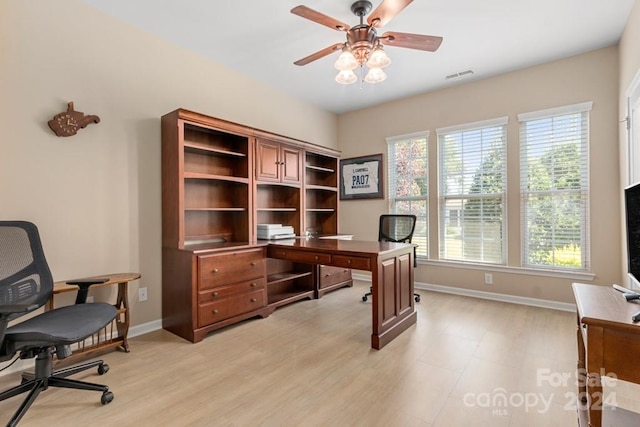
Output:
top-left (250, 298), bottom-right (257, 302)
top-left (212, 292), bottom-right (219, 297)
top-left (281, 252), bottom-right (286, 256)
top-left (213, 268), bottom-right (219, 273)
top-left (250, 262), bottom-right (256, 267)
top-left (314, 256), bottom-right (319, 260)
top-left (250, 282), bottom-right (257, 287)
top-left (347, 260), bottom-right (352, 264)
top-left (212, 309), bottom-right (219, 314)
top-left (324, 274), bottom-right (330, 278)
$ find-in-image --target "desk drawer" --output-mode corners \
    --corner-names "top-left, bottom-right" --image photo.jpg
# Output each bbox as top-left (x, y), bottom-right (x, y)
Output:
top-left (332, 255), bottom-right (371, 270)
top-left (197, 278), bottom-right (266, 304)
top-left (198, 249), bottom-right (265, 290)
top-left (267, 247), bottom-right (331, 264)
top-left (319, 266), bottom-right (351, 289)
top-left (198, 289), bottom-right (266, 327)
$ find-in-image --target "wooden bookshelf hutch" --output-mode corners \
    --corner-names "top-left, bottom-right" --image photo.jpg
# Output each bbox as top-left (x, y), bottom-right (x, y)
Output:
top-left (161, 108), bottom-right (352, 343)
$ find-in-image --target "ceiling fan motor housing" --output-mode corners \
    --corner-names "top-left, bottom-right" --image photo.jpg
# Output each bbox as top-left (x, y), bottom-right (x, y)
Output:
top-left (347, 25), bottom-right (377, 65)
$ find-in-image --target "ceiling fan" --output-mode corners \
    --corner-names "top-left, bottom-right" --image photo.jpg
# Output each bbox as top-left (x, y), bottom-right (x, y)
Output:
top-left (291, 0), bottom-right (443, 84)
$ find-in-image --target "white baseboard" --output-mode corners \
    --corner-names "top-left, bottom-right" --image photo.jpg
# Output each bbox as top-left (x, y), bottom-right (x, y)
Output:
top-left (351, 272), bottom-right (576, 312)
top-left (128, 319), bottom-right (163, 338)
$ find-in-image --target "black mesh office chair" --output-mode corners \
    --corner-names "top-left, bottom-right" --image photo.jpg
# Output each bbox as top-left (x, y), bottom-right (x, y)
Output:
top-left (362, 214), bottom-right (420, 303)
top-left (0, 221), bottom-right (116, 426)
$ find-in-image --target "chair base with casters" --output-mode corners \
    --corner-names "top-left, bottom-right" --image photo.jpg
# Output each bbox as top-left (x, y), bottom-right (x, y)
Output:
top-left (0, 349), bottom-right (113, 427)
top-left (0, 303), bottom-right (116, 426)
top-left (362, 287), bottom-right (421, 303)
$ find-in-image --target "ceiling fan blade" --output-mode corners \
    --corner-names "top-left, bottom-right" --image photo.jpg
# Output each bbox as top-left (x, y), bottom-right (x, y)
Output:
top-left (291, 5), bottom-right (350, 32)
top-left (380, 31), bottom-right (443, 52)
top-left (367, 0), bottom-right (413, 28)
top-left (294, 43), bottom-right (345, 66)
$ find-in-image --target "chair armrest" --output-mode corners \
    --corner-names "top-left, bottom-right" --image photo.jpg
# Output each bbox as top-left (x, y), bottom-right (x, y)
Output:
top-left (66, 278), bottom-right (109, 304)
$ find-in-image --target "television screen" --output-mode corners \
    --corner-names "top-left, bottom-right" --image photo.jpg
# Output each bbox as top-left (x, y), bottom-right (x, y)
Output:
top-left (626, 182), bottom-right (640, 287)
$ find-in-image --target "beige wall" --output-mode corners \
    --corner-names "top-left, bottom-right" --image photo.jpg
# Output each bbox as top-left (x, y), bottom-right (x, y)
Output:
top-left (338, 47), bottom-right (621, 303)
top-left (619, 0), bottom-right (640, 285)
top-left (0, 0), bottom-right (337, 326)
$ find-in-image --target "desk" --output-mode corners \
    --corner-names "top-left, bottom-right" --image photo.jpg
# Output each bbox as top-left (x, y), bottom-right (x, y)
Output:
top-left (572, 283), bottom-right (640, 426)
top-left (268, 239), bottom-right (416, 350)
top-left (50, 273), bottom-right (141, 363)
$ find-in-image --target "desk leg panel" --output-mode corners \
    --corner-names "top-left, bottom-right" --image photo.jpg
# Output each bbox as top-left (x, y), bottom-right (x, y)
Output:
top-left (586, 325), bottom-right (604, 427)
top-left (371, 250), bottom-right (416, 349)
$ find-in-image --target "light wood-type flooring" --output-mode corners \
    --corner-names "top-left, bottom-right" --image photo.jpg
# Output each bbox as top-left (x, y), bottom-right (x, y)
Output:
top-left (0, 280), bottom-right (636, 426)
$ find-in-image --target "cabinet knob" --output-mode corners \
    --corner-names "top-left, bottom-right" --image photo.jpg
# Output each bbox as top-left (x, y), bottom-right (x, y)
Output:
top-left (250, 298), bottom-right (257, 303)
top-left (212, 309), bottom-right (219, 314)
top-left (213, 268), bottom-right (219, 273)
top-left (212, 292), bottom-right (219, 297)
top-left (347, 260), bottom-right (352, 264)
top-left (250, 282), bottom-right (257, 287)
top-left (281, 251), bottom-right (286, 256)
top-left (314, 256), bottom-right (319, 260)
top-left (324, 274), bottom-right (330, 278)
top-left (250, 262), bottom-right (256, 267)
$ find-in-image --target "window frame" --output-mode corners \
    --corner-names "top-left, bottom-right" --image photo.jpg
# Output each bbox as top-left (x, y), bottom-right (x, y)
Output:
top-left (436, 117), bottom-right (509, 265)
top-left (518, 101), bottom-right (592, 271)
top-left (386, 131), bottom-right (429, 258)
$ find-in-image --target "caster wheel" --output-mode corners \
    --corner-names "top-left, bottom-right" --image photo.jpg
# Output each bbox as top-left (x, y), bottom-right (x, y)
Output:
top-left (415, 295), bottom-right (421, 303)
top-left (98, 364), bottom-right (109, 375)
top-left (362, 296), bottom-right (368, 302)
top-left (101, 391), bottom-right (114, 405)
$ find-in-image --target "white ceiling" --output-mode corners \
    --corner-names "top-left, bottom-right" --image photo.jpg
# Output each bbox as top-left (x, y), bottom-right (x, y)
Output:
top-left (82, 0), bottom-right (636, 114)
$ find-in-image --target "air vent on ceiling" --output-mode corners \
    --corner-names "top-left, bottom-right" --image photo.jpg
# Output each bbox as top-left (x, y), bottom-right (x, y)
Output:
top-left (445, 69), bottom-right (475, 80)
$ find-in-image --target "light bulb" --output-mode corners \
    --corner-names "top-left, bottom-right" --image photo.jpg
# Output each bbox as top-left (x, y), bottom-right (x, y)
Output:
top-left (364, 67), bottom-right (387, 84)
top-left (366, 46), bottom-right (391, 69)
top-left (334, 48), bottom-right (358, 71)
top-left (335, 70), bottom-right (357, 85)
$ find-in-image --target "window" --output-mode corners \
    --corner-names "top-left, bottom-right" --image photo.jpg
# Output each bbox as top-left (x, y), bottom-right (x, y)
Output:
top-left (386, 132), bottom-right (428, 257)
top-left (437, 117), bottom-right (508, 264)
top-left (519, 102), bottom-right (591, 270)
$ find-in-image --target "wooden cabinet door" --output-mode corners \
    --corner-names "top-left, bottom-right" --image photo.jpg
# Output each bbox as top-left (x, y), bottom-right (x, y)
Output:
top-left (281, 145), bottom-right (301, 184)
top-left (256, 139), bottom-right (280, 182)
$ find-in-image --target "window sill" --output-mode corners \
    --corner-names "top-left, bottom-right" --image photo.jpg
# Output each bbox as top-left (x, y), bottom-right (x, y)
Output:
top-left (417, 258), bottom-right (595, 281)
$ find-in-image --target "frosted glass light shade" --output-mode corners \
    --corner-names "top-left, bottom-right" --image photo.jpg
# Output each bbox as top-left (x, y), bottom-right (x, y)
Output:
top-left (364, 67), bottom-right (387, 84)
top-left (335, 70), bottom-right (357, 85)
top-left (334, 49), bottom-right (358, 71)
top-left (366, 46), bottom-right (391, 69)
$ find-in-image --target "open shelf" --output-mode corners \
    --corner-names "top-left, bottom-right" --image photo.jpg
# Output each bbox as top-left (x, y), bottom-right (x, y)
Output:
top-left (267, 271), bottom-right (312, 284)
top-left (305, 184), bottom-right (338, 192)
top-left (184, 173), bottom-right (249, 184)
top-left (184, 142), bottom-right (247, 157)
top-left (267, 289), bottom-right (315, 308)
top-left (306, 164), bottom-right (335, 173)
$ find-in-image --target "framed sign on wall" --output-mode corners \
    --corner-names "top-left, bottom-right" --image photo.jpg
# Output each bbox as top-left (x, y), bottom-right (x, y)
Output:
top-left (340, 154), bottom-right (384, 200)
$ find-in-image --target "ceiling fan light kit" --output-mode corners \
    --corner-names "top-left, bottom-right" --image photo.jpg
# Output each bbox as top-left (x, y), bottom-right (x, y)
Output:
top-left (292, 0), bottom-right (442, 86)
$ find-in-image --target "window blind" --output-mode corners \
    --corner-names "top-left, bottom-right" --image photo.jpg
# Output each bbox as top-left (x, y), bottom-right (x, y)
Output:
top-left (437, 117), bottom-right (508, 264)
top-left (519, 102), bottom-right (591, 270)
top-left (387, 132), bottom-right (429, 257)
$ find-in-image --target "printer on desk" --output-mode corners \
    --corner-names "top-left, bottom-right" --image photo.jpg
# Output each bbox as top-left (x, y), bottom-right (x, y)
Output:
top-left (257, 224), bottom-right (296, 240)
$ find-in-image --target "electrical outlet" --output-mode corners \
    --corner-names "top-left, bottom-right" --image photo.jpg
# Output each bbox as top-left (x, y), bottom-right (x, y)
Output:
top-left (138, 287), bottom-right (148, 302)
top-left (484, 273), bottom-right (493, 285)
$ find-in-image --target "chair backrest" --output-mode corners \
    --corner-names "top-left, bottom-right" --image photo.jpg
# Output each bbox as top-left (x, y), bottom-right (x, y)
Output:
top-left (378, 214), bottom-right (417, 244)
top-left (0, 221), bottom-right (54, 322)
